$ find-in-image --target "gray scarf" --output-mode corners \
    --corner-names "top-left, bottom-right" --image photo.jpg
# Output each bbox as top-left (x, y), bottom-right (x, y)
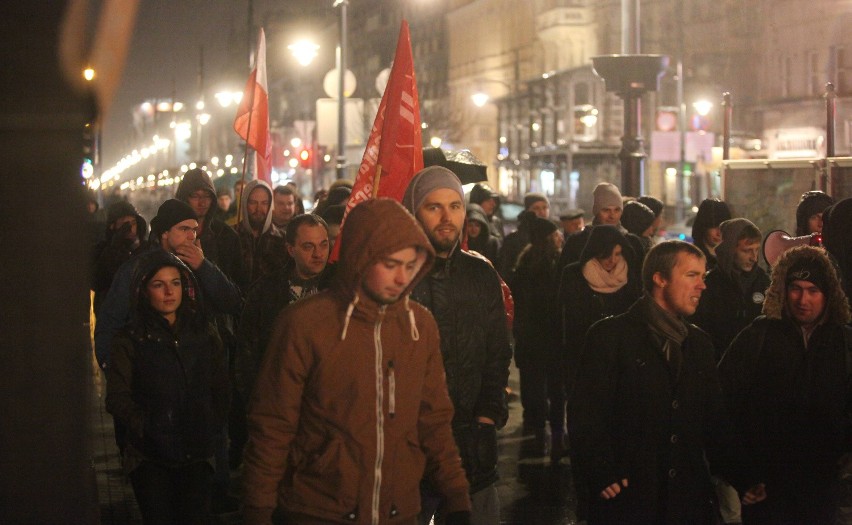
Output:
top-left (640, 294), bottom-right (689, 378)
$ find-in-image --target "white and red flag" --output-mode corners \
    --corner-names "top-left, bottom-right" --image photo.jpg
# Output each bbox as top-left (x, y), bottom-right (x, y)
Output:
top-left (330, 20), bottom-right (423, 261)
top-left (234, 28), bottom-right (271, 184)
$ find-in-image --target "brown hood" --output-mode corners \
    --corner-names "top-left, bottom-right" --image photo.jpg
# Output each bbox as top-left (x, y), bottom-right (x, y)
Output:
top-left (762, 245), bottom-right (851, 324)
top-left (335, 198), bottom-right (435, 300)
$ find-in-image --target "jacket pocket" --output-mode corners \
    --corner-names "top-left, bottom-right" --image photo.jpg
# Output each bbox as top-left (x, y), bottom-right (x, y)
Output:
top-left (387, 433), bottom-right (426, 518)
top-left (288, 436), bottom-right (360, 511)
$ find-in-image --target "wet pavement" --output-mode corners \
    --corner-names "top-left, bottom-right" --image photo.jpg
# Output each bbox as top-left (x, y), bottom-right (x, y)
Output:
top-left (91, 359), bottom-right (580, 524)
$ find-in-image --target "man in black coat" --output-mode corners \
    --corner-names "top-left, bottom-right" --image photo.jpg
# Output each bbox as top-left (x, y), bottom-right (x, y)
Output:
top-left (719, 245), bottom-right (852, 525)
top-left (692, 218), bottom-right (770, 362)
top-left (570, 241), bottom-right (764, 524)
top-left (404, 166), bottom-right (512, 525)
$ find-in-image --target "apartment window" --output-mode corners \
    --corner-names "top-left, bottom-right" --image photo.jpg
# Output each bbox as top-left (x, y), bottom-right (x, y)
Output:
top-left (807, 50), bottom-right (821, 96)
top-left (780, 55), bottom-right (792, 98)
top-left (837, 47), bottom-right (852, 94)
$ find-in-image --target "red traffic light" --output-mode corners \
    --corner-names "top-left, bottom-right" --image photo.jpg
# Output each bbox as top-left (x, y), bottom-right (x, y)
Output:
top-left (298, 147), bottom-right (312, 168)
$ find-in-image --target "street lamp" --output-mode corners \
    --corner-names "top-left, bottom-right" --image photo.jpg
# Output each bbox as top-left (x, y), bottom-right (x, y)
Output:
top-left (289, 40), bottom-right (320, 67)
top-left (470, 78), bottom-right (512, 107)
top-left (692, 99), bottom-right (713, 117)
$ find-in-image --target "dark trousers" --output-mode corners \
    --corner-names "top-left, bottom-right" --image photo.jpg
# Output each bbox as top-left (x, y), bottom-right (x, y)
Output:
top-left (518, 353), bottom-right (565, 434)
top-left (129, 461), bottom-right (213, 525)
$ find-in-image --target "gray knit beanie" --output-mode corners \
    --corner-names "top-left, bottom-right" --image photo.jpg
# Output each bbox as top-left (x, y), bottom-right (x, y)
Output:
top-left (592, 182), bottom-right (623, 215)
top-left (402, 166), bottom-right (465, 215)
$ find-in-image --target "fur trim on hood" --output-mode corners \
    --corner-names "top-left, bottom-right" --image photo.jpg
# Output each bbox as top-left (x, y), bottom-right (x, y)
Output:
top-left (762, 245), bottom-right (850, 325)
top-left (240, 179), bottom-right (274, 235)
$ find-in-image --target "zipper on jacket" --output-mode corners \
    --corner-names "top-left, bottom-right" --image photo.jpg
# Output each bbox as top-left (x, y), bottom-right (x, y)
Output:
top-left (371, 306), bottom-right (386, 525)
top-left (388, 360), bottom-right (395, 419)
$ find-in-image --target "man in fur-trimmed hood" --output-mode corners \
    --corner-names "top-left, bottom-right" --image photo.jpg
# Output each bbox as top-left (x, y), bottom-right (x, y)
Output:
top-left (719, 245), bottom-right (852, 524)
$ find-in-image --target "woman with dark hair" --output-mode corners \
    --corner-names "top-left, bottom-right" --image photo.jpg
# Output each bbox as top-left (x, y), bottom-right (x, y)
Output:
top-left (559, 225), bottom-right (642, 375)
top-left (691, 198), bottom-right (732, 270)
top-left (106, 250), bottom-right (229, 524)
top-left (510, 217), bottom-right (564, 460)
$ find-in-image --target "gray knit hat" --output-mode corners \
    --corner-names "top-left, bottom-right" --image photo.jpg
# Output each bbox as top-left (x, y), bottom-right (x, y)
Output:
top-left (402, 166), bottom-right (465, 215)
top-left (592, 182), bottom-right (623, 215)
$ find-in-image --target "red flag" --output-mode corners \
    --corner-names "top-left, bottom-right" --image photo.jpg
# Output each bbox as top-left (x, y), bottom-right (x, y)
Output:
top-left (330, 20), bottom-right (423, 261)
top-left (234, 28), bottom-right (271, 184)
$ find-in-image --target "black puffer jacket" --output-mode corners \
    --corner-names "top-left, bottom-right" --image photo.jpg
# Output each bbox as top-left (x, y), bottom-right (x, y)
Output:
top-left (411, 246), bottom-right (512, 492)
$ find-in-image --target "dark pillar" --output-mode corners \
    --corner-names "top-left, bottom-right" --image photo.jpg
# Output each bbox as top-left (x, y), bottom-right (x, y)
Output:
top-left (592, 54), bottom-right (669, 197)
top-left (0, 3), bottom-right (98, 522)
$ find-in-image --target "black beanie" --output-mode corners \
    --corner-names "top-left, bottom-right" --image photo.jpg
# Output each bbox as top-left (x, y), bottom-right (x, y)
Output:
top-left (795, 191), bottom-right (834, 236)
top-left (150, 199), bottom-right (196, 240)
top-left (621, 201), bottom-right (656, 236)
top-left (637, 195), bottom-right (664, 218)
top-left (786, 257), bottom-right (829, 293)
top-left (528, 217), bottom-right (558, 245)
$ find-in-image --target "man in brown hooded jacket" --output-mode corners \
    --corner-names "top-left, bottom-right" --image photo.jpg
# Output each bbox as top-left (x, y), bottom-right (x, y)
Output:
top-left (242, 198), bottom-right (471, 525)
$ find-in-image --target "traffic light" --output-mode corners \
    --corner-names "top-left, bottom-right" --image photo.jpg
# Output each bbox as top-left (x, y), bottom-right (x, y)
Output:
top-left (83, 122), bottom-right (96, 164)
top-left (298, 147), bottom-right (313, 169)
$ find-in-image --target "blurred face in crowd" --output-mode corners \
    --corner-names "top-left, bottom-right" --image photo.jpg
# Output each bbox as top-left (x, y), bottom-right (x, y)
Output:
top-left (416, 189), bottom-right (465, 257)
top-left (733, 238), bottom-right (761, 273)
top-left (247, 187), bottom-right (270, 232)
top-left (705, 227), bottom-right (723, 248)
top-left (145, 266), bottom-right (182, 325)
top-left (650, 213), bottom-right (664, 236)
top-left (529, 200), bottom-right (550, 218)
top-left (479, 197), bottom-right (496, 216)
top-left (287, 223), bottom-right (330, 280)
top-left (654, 252), bottom-right (707, 316)
top-left (112, 215), bottom-right (138, 241)
top-left (597, 205), bottom-right (622, 226)
top-left (466, 219), bottom-right (483, 240)
top-left (160, 219), bottom-right (198, 252)
top-left (597, 244), bottom-right (623, 273)
top-left (562, 216), bottom-right (584, 235)
top-left (273, 193), bottom-right (297, 225)
top-left (361, 247), bottom-right (425, 304)
top-left (786, 280), bottom-right (825, 329)
top-left (234, 180), bottom-right (246, 201)
top-left (550, 230), bottom-right (564, 252)
top-left (808, 212), bottom-right (824, 234)
top-left (217, 194), bottom-right (231, 212)
top-left (186, 190), bottom-right (213, 220)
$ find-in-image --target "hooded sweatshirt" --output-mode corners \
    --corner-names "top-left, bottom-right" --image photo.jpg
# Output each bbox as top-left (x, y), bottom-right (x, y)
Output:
top-left (465, 203), bottom-right (499, 264)
top-left (243, 199), bottom-right (470, 525)
top-left (175, 168), bottom-right (243, 283)
top-left (236, 179), bottom-right (287, 289)
top-left (692, 218), bottom-right (770, 360)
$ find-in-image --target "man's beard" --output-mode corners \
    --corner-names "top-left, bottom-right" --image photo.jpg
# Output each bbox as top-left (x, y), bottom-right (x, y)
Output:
top-left (249, 214), bottom-right (266, 230)
top-left (427, 227), bottom-right (459, 255)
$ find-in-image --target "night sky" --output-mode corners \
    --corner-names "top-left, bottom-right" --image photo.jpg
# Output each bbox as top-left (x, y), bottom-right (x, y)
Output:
top-left (102, 0), bottom-right (259, 166)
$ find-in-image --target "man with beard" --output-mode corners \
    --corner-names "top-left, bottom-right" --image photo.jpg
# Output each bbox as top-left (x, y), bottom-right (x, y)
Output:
top-left (559, 182), bottom-right (625, 269)
top-left (403, 166), bottom-right (512, 525)
top-left (235, 180), bottom-right (288, 290)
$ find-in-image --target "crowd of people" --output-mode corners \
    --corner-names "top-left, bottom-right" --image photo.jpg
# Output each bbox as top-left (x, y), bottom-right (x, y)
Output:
top-left (87, 163), bottom-right (852, 525)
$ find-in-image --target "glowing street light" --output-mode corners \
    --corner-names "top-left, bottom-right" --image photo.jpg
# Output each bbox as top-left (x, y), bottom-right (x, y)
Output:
top-left (83, 67), bottom-right (95, 81)
top-left (288, 40), bottom-right (320, 67)
top-left (471, 92), bottom-right (490, 107)
top-left (215, 91), bottom-right (243, 108)
top-left (692, 99), bottom-right (714, 117)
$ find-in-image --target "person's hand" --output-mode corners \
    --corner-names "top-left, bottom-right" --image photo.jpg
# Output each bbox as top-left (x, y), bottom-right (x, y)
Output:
top-left (742, 483), bottom-right (766, 505)
top-left (175, 239), bottom-right (204, 270)
top-left (600, 479), bottom-right (628, 499)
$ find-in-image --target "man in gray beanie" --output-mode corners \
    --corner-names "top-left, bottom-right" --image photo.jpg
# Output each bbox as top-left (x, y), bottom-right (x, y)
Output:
top-left (404, 166), bottom-right (512, 525)
top-left (559, 181), bottom-right (626, 269)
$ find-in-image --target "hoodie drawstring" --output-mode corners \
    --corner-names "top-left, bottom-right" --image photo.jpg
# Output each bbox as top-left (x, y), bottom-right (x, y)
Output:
top-left (340, 294), bottom-right (359, 341)
top-left (405, 296), bottom-right (420, 341)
